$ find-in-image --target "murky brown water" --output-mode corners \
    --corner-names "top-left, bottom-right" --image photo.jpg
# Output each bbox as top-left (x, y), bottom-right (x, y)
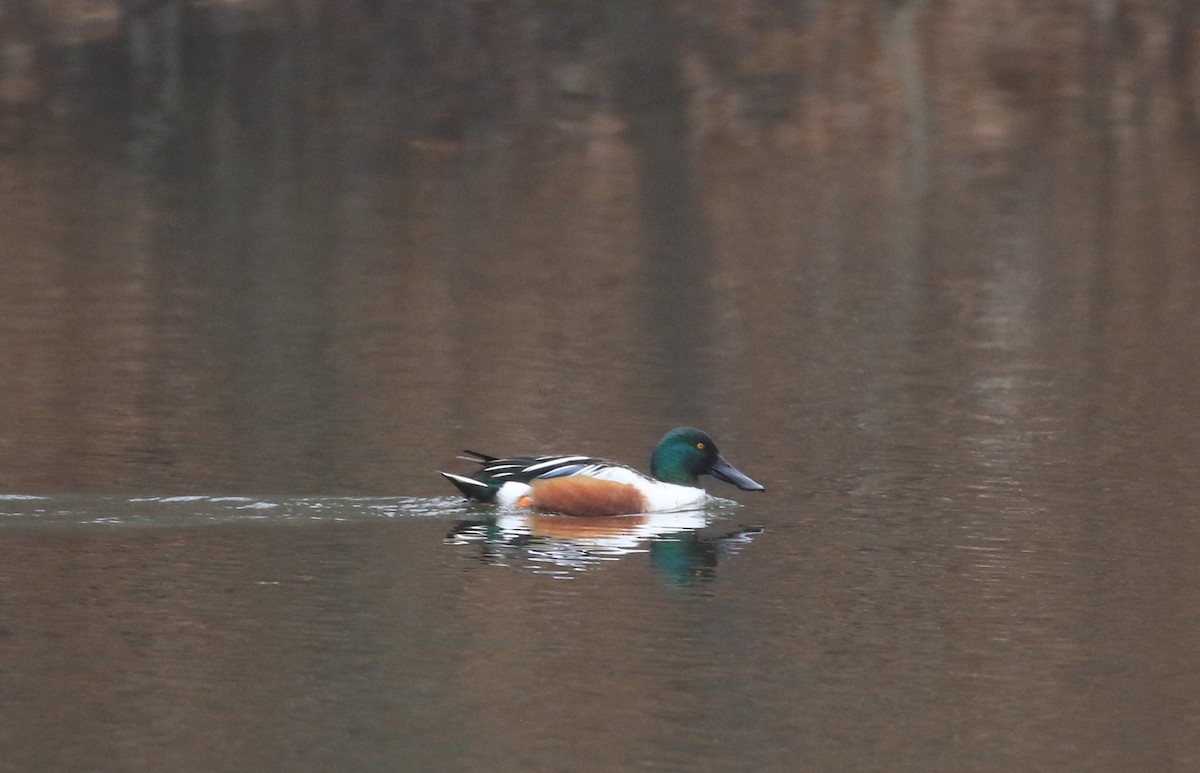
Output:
top-left (3, 4), bottom-right (1200, 771)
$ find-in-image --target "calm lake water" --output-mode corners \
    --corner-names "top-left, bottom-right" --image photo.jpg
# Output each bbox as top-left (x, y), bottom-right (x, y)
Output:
top-left (3, 4), bottom-right (1200, 771)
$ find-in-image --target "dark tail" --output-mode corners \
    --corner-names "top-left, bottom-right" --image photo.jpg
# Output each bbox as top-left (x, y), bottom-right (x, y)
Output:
top-left (440, 471), bottom-right (495, 502)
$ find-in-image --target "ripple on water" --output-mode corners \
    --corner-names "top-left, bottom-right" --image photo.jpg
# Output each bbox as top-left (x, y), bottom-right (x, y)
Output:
top-left (0, 494), bottom-right (471, 527)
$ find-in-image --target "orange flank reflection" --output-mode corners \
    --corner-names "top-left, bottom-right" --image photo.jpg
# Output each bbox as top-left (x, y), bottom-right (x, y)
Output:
top-left (526, 513), bottom-right (649, 540)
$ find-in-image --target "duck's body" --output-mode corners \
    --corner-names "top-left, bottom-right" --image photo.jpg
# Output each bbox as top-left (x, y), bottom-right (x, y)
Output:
top-left (440, 427), bottom-right (763, 517)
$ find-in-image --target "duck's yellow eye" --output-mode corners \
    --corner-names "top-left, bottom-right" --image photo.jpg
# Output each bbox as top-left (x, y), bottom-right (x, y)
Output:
top-left (696, 442), bottom-right (705, 450)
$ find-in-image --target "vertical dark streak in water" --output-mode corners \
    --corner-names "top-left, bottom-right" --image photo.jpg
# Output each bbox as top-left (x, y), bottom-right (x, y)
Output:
top-left (1169, 1), bottom-right (1197, 137)
top-left (169, 37), bottom-right (352, 491)
top-left (611, 2), bottom-right (710, 422)
top-left (887, 0), bottom-right (932, 341)
top-left (1086, 4), bottom-right (1118, 402)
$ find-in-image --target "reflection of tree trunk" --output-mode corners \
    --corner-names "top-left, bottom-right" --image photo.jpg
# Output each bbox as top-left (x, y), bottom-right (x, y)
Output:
top-left (0, 3), bottom-right (42, 107)
top-left (886, 0), bottom-right (929, 305)
top-left (125, 0), bottom-right (184, 111)
top-left (610, 1), bottom-right (711, 419)
top-left (1169, 0), bottom-right (1200, 143)
top-left (1086, 3), bottom-right (1120, 392)
top-left (888, 0), bottom-right (930, 207)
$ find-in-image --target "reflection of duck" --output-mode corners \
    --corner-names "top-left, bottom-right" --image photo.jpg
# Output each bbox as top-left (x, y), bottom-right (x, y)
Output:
top-left (439, 428), bottom-right (764, 517)
top-left (650, 526), bottom-right (764, 586)
top-left (444, 509), bottom-right (764, 581)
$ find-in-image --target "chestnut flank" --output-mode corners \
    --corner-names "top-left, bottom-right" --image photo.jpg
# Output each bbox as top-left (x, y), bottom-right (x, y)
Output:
top-left (528, 477), bottom-right (648, 517)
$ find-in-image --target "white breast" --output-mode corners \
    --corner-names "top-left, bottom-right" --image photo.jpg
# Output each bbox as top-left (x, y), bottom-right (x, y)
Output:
top-left (582, 466), bottom-right (709, 512)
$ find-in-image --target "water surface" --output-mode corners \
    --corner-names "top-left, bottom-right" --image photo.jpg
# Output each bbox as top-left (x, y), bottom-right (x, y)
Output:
top-left (3, 4), bottom-right (1200, 771)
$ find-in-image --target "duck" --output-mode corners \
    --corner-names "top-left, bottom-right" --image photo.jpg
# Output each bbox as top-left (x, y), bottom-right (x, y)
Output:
top-left (439, 427), bottom-right (764, 517)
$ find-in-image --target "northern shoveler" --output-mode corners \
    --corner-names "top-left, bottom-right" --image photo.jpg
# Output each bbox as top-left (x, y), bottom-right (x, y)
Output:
top-left (439, 427), bottom-right (764, 517)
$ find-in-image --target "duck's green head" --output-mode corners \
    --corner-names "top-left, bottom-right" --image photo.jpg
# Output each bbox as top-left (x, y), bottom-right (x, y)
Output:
top-left (649, 427), bottom-right (765, 491)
